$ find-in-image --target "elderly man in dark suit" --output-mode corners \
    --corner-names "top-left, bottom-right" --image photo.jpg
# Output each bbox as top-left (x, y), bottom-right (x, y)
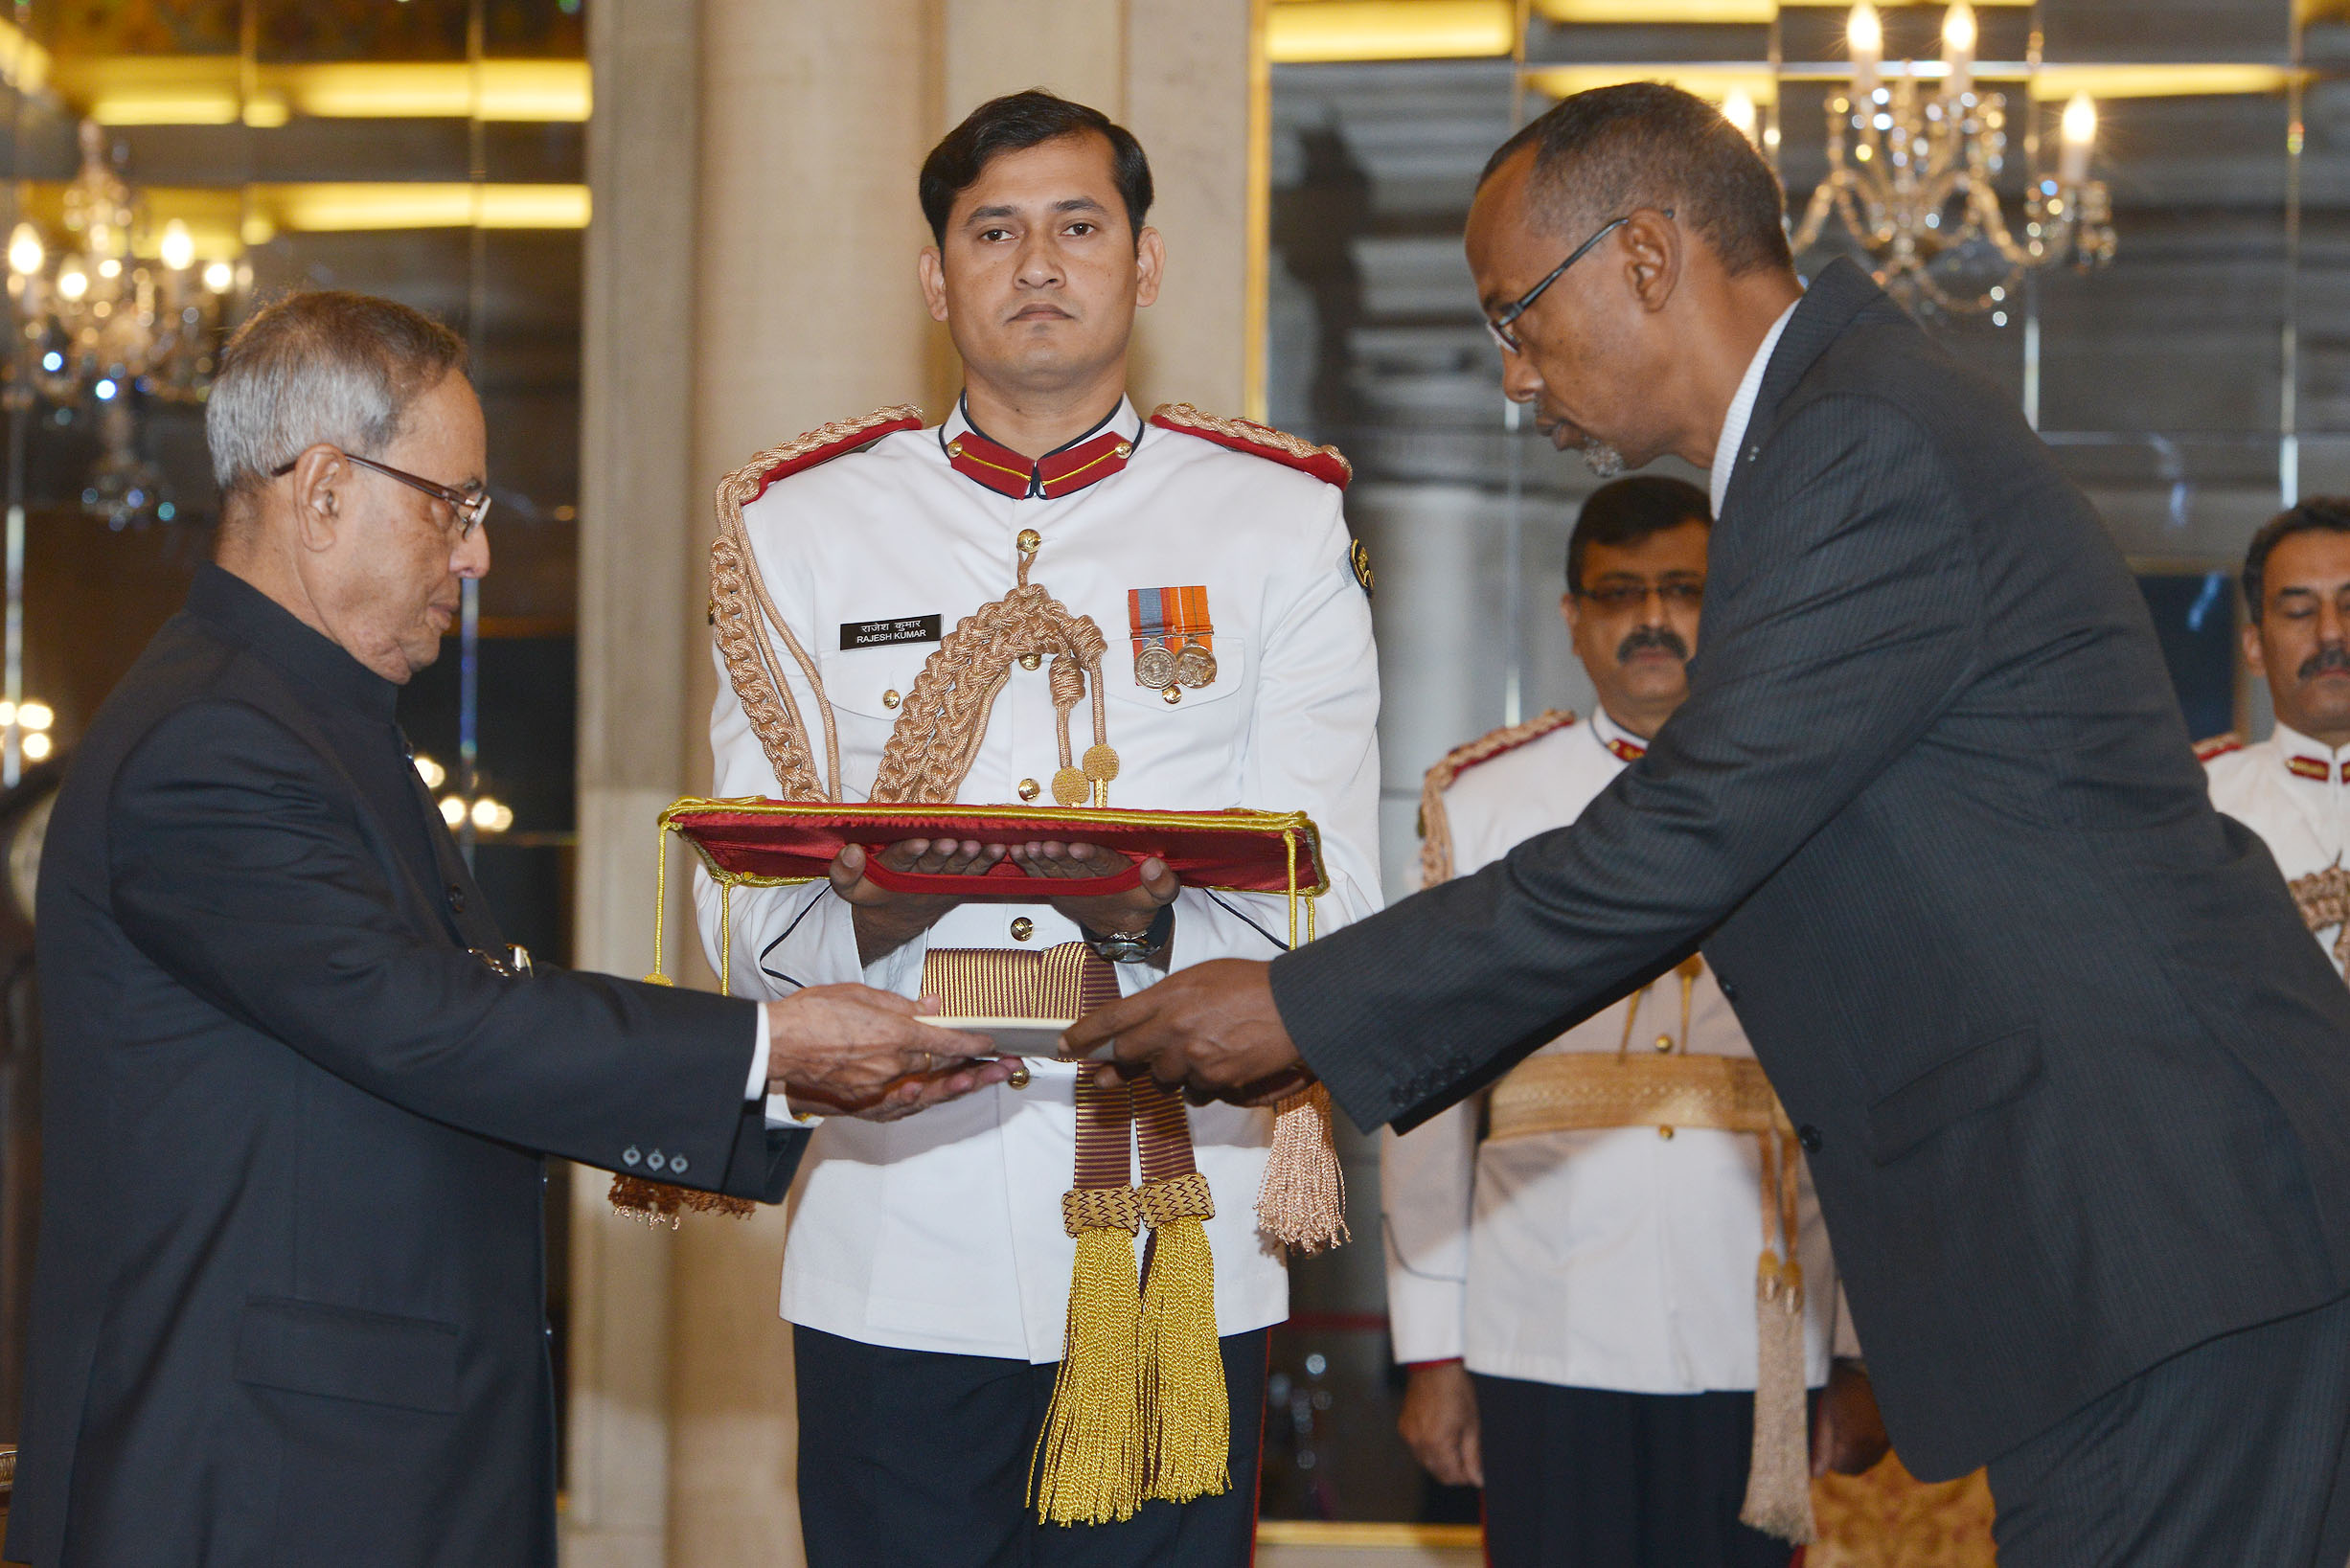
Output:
top-left (1070, 84), bottom-right (2350, 1562)
top-left (7, 290), bottom-right (1008, 1568)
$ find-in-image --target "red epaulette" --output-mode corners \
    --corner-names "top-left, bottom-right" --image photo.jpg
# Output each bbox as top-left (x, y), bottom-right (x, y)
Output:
top-left (1148, 402), bottom-right (1353, 490)
top-left (2194, 733), bottom-right (2245, 763)
top-left (1416, 711), bottom-right (1578, 889)
top-left (744, 404), bottom-right (924, 504)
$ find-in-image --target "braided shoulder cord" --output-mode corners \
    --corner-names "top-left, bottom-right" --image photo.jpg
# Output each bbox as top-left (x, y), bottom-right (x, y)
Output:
top-left (1415, 709), bottom-right (1578, 889)
top-left (710, 406), bottom-right (924, 800)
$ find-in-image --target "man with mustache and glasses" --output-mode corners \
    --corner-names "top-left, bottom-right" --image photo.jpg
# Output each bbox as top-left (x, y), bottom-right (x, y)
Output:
top-left (2203, 498), bottom-right (2350, 977)
top-left (1384, 476), bottom-right (1882, 1565)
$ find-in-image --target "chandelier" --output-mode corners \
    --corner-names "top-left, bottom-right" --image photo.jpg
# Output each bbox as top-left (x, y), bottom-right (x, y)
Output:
top-left (6, 120), bottom-right (242, 528)
top-left (1788, 3), bottom-right (2115, 316)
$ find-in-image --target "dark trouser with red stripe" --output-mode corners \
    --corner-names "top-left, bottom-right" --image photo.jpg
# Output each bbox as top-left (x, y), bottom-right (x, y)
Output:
top-left (794, 1324), bottom-right (1268, 1568)
top-left (1472, 1375), bottom-right (1795, 1568)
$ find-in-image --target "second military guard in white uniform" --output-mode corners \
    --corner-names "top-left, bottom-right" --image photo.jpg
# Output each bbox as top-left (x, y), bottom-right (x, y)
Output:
top-left (2202, 498), bottom-right (2350, 974)
top-left (694, 93), bottom-right (1380, 1567)
top-left (1384, 477), bottom-right (1880, 1567)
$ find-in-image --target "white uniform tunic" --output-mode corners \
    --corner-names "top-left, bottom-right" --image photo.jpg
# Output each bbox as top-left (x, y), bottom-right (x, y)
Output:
top-left (2202, 720), bottom-right (2350, 974)
top-left (1382, 706), bottom-right (1841, 1394)
top-left (698, 398), bottom-right (1383, 1363)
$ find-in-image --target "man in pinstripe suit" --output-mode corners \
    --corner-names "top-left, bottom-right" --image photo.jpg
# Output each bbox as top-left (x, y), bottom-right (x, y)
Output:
top-left (1069, 83), bottom-right (2350, 1563)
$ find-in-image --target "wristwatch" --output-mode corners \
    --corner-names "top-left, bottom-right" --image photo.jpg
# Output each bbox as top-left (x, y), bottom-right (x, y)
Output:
top-left (1081, 901), bottom-right (1175, 965)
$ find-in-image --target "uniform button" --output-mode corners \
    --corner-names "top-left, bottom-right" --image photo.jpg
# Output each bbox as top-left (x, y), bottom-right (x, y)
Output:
top-left (1011, 917), bottom-right (1035, 942)
top-left (1657, 1125), bottom-right (1676, 1140)
top-left (622, 1146), bottom-right (642, 1167)
top-left (647, 1150), bottom-right (667, 1171)
top-left (1019, 651), bottom-right (1042, 670)
top-left (446, 884), bottom-right (467, 913)
top-left (882, 690), bottom-right (901, 709)
top-left (1161, 686), bottom-right (1182, 706)
top-left (1654, 1034), bottom-right (1674, 1054)
top-left (1017, 778), bottom-right (1040, 802)
top-left (1016, 528), bottom-right (1041, 554)
top-left (1798, 1125), bottom-right (1823, 1153)
top-left (669, 1153), bottom-right (689, 1176)
top-left (1007, 1063), bottom-right (1031, 1090)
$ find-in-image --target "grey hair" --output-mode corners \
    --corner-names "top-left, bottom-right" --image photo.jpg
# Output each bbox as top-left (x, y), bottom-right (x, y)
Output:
top-left (206, 289), bottom-right (468, 499)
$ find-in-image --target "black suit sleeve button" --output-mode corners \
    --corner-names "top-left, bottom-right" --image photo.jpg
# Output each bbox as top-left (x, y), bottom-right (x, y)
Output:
top-left (647, 1150), bottom-right (667, 1172)
top-left (622, 1146), bottom-right (642, 1167)
top-left (1798, 1125), bottom-right (1823, 1153)
top-left (669, 1153), bottom-right (689, 1176)
top-left (446, 884), bottom-right (468, 914)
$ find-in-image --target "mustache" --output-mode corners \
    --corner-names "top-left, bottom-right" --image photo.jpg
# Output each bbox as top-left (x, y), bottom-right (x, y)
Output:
top-left (2301, 645), bottom-right (2350, 681)
top-left (1617, 625), bottom-right (1690, 663)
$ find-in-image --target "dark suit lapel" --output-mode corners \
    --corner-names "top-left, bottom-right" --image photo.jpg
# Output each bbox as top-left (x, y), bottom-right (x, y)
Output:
top-left (1718, 258), bottom-right (1889, 519)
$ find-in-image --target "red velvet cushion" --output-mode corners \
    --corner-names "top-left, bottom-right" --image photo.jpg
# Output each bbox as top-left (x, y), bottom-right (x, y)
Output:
top-left (666, 800), bottom-right (1329, 901)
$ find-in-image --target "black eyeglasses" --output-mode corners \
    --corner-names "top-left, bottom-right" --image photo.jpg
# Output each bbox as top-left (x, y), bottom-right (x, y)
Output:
top-left (1485, 208), bottom-right (1673, 356)
top-left (1577, 581), bottom-right (1705, 612)
top-left (272, 448), bottom-right (491, 540)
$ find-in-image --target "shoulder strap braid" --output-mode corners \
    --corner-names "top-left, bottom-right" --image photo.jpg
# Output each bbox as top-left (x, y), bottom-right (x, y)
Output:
top-left (2193, 733), bottom-right (2245, 763)
top-left (1147, 403), bottom-right (1352, 490)
top-left (1417, 710), bottom-right (1578, 888)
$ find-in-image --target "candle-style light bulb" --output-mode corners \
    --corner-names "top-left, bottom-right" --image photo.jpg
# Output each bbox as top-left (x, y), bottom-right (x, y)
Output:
top-left (2059, 91), bottom-right (2097, 187)
top-left (201, 259), bottom-right (234, 293)
top-left (159, 218), bottom-right (194, 272)
top-left (56, 260), bottom-right (87, 302)
top-left (7, 223), bottom-right (40, 278)
top-left (1722, 88), bottom-right (1759, 145)
top-left (1942, 2), bottom-right (1975, 98)
top-left (1848, 3), bottom-right (1883, 99)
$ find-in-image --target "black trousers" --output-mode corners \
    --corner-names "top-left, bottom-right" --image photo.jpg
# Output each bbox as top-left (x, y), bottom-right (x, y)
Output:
top-left (1471, 1375), bottom-right (1794, 1568)
top-left (794, 1324), bottom-right (1267, 1568)
top-left (1988, 1288), bottom-right (2350, 1567)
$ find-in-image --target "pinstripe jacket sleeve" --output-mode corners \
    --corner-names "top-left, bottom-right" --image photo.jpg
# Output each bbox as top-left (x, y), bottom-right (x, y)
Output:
top-left (1273, 396), bottom-right (1977, 1134)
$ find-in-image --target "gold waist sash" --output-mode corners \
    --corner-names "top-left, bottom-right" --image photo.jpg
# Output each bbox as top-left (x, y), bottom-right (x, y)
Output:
top-left (1488, 1049), bottom-right (1816, 1545)
top-left (1488, 1051), bottom-right (1785, 1141)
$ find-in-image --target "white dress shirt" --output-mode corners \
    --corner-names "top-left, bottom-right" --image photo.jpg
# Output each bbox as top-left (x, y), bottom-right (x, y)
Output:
top-left (1381, 706), bottom-right (1843, 1393)
top-left (698, 397), bottom-right (1383, 1363)
top-left (1710, 300), bottom-right (1800, 519)
top-left (2203, 720), bottom-right (2350, 974)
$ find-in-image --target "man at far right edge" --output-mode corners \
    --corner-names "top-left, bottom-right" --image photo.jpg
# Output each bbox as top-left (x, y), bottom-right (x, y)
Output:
top-left (2203, 498), bottom-right (2350, 977)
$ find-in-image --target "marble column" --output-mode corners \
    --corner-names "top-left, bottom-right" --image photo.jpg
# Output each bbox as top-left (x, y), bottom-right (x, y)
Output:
top-left (564, 0), bottom-right (700, 1561)
top-left (664, 3), bottom-right (944, 1566)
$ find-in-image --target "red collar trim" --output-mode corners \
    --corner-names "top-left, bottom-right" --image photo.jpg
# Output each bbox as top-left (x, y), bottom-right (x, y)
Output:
top-left (946, 417), bottom-right (1136, 500)
top-left (1604, 735), bottom-right (1648, 763)
top-left (2289, 754), bottom-right (2337, 783)
top-left (946, 429), bottom-right (1036, 498)
top-left (1038, 429), bottom-right (1134, 497)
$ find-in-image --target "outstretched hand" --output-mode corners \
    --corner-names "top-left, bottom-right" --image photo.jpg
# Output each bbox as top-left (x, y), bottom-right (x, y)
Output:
top-left (1060, 958), bottom-right (1310, 1106)
top-left (763, 985), bottom-right (1015, 1122)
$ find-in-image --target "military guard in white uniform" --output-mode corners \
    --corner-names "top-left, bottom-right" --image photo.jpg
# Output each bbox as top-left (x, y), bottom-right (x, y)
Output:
top-left (1383, 477), bottom-right (1882, 1567)
top-left (694, 92), bottom-right (1380, 1567)
top-left (2202, 498), bottom-right (2350, 974)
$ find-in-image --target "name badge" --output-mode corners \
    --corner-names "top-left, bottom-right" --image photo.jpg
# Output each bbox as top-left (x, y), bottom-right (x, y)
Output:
top-left (839, 614), bottom-right (942, 650)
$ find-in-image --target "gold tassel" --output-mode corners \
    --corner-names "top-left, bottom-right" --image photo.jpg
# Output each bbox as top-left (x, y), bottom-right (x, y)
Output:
top-left (1139, 1175), bottom-right (1229, 1505)
top-left (1255, 1082), bottom-right (1349, 1253)
top-left (1032, 1194), bottom-right (1149, 1525)
top-left (1739, 1251), bottom-right (1817, 1545)
top-left (607, 1172), bottom-right (754, 1227)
